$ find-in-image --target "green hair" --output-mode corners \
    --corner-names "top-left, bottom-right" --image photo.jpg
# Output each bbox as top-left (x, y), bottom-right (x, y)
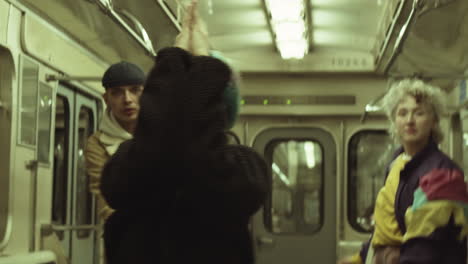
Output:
top-left (209, 50), bottom-right (241, 129)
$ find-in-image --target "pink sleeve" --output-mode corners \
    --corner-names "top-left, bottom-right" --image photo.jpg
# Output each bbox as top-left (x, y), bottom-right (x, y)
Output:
top-left (419, 168), bottom-right (468, 202)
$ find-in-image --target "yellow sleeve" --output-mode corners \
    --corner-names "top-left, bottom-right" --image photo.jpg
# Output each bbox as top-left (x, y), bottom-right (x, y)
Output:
top-left (338, 253), bottom-right (363, 264)
top-left (349, 253), bottom-right (363, 264)
top-left (85, 133), bottom-right (115, 221)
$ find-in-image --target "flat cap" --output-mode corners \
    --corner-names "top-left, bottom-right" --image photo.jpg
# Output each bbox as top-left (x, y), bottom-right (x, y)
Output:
top-left (102, 61), bottom-right (145, 89)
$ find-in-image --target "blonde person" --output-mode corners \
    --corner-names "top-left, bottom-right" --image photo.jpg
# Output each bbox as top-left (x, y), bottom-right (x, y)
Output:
top-left (339, 79), bottom-right (468, 264)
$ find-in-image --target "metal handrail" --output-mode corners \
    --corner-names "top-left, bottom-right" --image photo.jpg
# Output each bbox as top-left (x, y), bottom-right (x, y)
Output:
top-left (41, 223), bottom-right (102, 234)
top-left (115, 8), bottom-right (156, 56)
top-left (46, 74), bottom-right (101, 82)
top-left (375, 0), bottom-right (406, 65)
top-left (385, 0), bottom-right (421, 72)
top-left (84, 0), bottom-right (157, 56)
top-left (157, 0), bottom-right (183, 31)
top-left (0, 251), bottom-right (56, 264)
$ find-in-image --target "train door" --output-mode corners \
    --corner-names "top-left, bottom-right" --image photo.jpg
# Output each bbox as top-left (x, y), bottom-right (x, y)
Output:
top-left (53, 86), bottom-right (73, 257)
top-left (252, 127), bottom-right (337, 264)
top-left (53, 84), bottom-right (98, 264)
top-left (71, 92), bottom-right (97, 264)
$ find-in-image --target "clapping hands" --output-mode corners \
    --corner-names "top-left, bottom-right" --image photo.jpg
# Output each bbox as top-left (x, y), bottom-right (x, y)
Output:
top-left (174, 0), bottom-right (210, 56)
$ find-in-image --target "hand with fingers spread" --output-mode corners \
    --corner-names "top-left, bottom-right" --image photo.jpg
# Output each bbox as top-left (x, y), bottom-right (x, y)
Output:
top-left (174, 0), bottom-right (210, 56)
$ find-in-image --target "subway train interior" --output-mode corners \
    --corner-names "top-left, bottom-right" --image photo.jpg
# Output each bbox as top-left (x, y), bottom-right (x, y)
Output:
top-left (0, 0), bottom-right (468, 263)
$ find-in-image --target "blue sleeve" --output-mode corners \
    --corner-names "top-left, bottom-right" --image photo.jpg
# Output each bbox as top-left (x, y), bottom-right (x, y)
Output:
top-left (399, 213), bottom-right (466, 264)
top-left (360, 235), bottom-right (372, 262)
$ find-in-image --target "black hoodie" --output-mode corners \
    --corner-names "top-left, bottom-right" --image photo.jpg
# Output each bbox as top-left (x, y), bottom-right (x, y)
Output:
top-left (100, 47), bottom-right (270, 264)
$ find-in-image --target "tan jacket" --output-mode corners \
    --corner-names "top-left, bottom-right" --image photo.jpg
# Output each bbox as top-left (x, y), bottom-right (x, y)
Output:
top-left (85, 110), bottom-right (132, 222)
top-left (85, 131), bottom-right (115, 221)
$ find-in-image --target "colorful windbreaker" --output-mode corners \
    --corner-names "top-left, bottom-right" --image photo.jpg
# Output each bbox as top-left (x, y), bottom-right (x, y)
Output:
top-left (360, 140), bottom-right (468, 264)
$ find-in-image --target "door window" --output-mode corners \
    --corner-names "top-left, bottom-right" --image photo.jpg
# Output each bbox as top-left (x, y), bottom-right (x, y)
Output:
top-left (54, 85), bottom-right (99, 263)
top-left (76, 107), bottom-right (94, 238)
top-left (266, 140), bottom-right (323, 234)
top-left (348, 130), bottom-right (396, 232)
top-left (52, 96), bottom-right (70, 239)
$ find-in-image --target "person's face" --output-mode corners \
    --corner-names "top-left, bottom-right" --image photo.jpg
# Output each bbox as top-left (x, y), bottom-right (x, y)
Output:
top-left (103, 84), bottom-right (143, 124)
top-left (394, 95), bottom-right (435, 147)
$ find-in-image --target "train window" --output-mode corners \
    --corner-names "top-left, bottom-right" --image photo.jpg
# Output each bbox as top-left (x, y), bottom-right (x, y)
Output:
top-left (19, 57), bottom-right (39, 146)
top-left (348, 131), bottom-right (396, 232)
top-left (76, 107), bottom-right (94, 238)
top-left (37, 83), bottom-right (53, 164)
top-left (52, 96), bottom-right (69, 239)
top-left (265, 140), bottom-right (323, 235)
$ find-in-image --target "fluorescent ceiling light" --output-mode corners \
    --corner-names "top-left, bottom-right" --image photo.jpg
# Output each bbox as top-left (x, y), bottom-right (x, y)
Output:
top-left (365, 104), bottom-right (381, 112)
top-left (272, 21), bottom-right (306, 41)
top-left (277, 39), bottom-right (308, 59)
top-left (265, 0), bottom-right (309, 59)
top-left (266, 0), bottom-right (304, 21)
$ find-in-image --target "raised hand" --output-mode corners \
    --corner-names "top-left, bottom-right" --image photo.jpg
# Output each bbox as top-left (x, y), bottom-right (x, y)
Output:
top-left (174, 0), bottom-right (210, 56)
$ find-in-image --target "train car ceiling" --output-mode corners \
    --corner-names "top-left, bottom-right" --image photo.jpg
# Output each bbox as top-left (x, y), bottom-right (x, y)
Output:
top-left (198, 0), bottom-right (468, 77)
top-left (18, 0), bottom-right (180, 72)
top-left (376, 0), bottom-right (468, 92)
top-left (21, 15), bottom-right (108, 93)
top-left (199, 0), bottom-right (385, 73)
top-left (15, 0), bottom-right (468, 81)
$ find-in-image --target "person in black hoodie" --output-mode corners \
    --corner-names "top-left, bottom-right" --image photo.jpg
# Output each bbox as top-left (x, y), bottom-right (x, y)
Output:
top-left (99, 2), bottom-right (270, 264)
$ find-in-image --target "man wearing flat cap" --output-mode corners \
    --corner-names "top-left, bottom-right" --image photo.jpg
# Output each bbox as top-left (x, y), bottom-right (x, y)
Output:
top-left (85, 61), bottom-right (145, 263)
top-left (85, 61), bottom-right (145, 222)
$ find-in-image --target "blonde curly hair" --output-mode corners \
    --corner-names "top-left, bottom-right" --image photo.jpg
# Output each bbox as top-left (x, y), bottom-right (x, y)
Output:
top-left (381, 79), bottom-right (446, 144)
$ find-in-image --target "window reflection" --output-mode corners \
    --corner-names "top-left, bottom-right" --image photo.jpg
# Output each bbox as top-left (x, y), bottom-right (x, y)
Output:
top-left (20, 58), bottom-right (38, 146)
top-left (267, 140), bottom-right (323, 234)
top-left (38, 83), bottom-right (53, 163)
top-left (76, 107), bottom-right (94, 238)
top-left (348, 131), bottom-right (396, 232)
top-left (304, 191), bottom-right (320, 225)
top-left (52, 96), bottom-right (69, 240)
